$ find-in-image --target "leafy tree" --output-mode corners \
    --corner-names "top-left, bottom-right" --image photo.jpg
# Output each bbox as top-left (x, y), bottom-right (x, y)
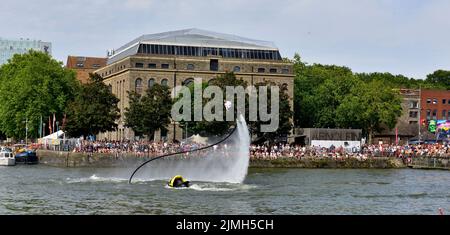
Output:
top-left (178, 72), bottom-right (292, 141)
top-left (64, 73), bottom-right (120, 138)
top-left (335, 80), bottom-right (402, 143)
top-left (426, 70), bottom-right (450, 89)
top-left (292, 54), bottom-right (355, 128)
top-left (248, 82), bottom-right (293, 143)
top-left (0, 51), bottom-right (79, 139)
top-left (124, 83), bottom-right (173, 140)
top-left (182, 72), bottom-right (248, 136)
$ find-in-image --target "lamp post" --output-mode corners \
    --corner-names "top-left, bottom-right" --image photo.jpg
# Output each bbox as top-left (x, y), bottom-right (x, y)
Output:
top-left (25, 118), bottom-right (28, 146)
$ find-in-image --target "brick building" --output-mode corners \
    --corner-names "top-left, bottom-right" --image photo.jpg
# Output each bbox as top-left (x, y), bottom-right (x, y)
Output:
top-left (421, 89), bottom-right (450, 122)
top-left (94, 28), bottom-right (294, 141)
top-left (66, 56), bottom-right (107, 83)
top-left (375, 89), bottom-right (450, 144)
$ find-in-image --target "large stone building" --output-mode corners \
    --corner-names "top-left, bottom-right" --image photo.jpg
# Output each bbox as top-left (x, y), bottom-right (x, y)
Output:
top-left (94, 28), bottom-right (294, 141)
top-left (374, 89), bottom-right (420, 144)
top-left (0, 37), bottom-right (51, 65)
top-left (66, 56), bottom-right (107, 83)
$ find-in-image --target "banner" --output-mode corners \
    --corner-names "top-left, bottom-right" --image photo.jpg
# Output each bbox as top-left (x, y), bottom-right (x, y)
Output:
top-left (429, 120), bottom-right (437, 133)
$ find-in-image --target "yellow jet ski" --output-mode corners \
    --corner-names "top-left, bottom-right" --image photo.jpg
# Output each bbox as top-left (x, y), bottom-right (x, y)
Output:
top-left (168, 175), bottom-right (191, 188)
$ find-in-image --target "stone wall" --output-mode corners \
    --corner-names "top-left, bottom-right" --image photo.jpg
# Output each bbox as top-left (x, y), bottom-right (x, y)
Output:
top-left (37, 150), bottom-right (408, 169)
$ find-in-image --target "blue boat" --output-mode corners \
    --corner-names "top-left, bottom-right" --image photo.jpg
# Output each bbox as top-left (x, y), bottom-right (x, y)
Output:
top-left (15, 149), bottom-right (39, 164)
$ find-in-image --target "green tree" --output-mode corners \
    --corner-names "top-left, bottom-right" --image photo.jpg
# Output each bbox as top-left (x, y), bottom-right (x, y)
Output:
top-left (336, 80), bottom-right (402, 143)
top-left (181, 72), bottom-right (248, 136)
top-left (0, 51), bottom-right (79, 139)
top-left (426, 70), bottom-right (450, 89)
top-left (124, 83), bottom-right (173, 140)
top-left (178, 72), bottom-right (292, 141)
top-left (249, 82), bottom-right (293, 143)
top-left (292, 54), bottom-right (355, 128)
top-left (63, 73), bottom-right (120, 138)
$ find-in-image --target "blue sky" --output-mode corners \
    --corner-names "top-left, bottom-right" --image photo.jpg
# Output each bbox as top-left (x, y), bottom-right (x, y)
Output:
top-left (1, 0), bottom-right (449, 79)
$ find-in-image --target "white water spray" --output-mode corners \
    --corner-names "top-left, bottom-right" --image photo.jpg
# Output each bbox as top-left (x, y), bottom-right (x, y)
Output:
top-left (133, 115), bottom-right (250, 183)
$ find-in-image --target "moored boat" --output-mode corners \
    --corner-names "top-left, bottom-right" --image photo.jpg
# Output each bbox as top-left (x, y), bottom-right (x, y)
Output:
top-left (0, 147), bottom-right (16, 166)
top-left (15, 148), bottom-right (38, 164)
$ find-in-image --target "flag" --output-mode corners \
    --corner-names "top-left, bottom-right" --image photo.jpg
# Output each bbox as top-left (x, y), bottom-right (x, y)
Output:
top-left (49, 116), bottom-right (52, 134)
top-left (53, 113), bottom-right (56, 133)
top-left (62, 113), bottom-right (67, 130)
top-left (395, 127), bottom-right (398, 145)
top-left (39, 116), bottom-right (42, 138)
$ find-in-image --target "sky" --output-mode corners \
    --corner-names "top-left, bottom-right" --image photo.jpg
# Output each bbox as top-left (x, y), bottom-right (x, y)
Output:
top-left (0, 0), bottom-right (449, 79)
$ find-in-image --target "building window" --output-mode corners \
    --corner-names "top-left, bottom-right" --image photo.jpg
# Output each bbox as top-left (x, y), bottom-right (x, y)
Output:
top-left (233, 66), bottom-right (241, 72)
top-left (161, 64), bottom-right (170, 69)
top-left (135, 78), bottom-right (143, 93)
top-left (161, 128), bottom-right (168, 140)
top-left (443, 99), bottom-right (447, 104)
top-left (269, 68), bottom-right (277, 73)
top-left (257, 68), bottom-right (265, 73)
top-left (210, 59), bottom-right (219, 71)
top-left (426, 110), bottom-right (431, 120)
top-left (282, 68), bottom-right (289, 74)
top-left (92, 64), bottom-right (101, 68)
top-left (427, 98), bottom-right (431, 104)
top-left (183, 78), bottom-right (194, 87)
top-left (409, 111), bottom-right (418, 118)
top-left (448, 110), bottom-right (450, 120)
top-left (432, 109), bottom-right (437, 120)
top-left (433, 98), bottom-right (438, 104)
top-left (443, 110), bottom-right (447, 120)
top-left (187, 64), bottom-right (195, 70)
top-left (148, 63), bottom-right (157, 69)
top-left (108, 85), bottom-right (112, 93)
top-left (135, 63), bottom-right (144, 68)
top-left (409, 101), bottom-right (419, 109)
top-left (161, 79), bottom-right (168, 86)
top-left (76, 63), bottom-right (84, 68)
top-left (148, 78), bottom-right (155, 89)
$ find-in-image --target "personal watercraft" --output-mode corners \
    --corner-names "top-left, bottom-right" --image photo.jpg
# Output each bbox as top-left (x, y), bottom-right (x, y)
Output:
top-left (168, 175), bottom-right (191, 188)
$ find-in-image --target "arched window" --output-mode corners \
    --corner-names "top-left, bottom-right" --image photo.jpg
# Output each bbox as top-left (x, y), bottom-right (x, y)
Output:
top-left (161, 79), bottom-right (168, 86)
top-left (233, 66), bottom-right (241, 72)
top-left (281, 83), bottom-right (289, 92)
top-left (183, 78), bottom-right (194, 87)
top-left (135, 78), bottom-right (143, 93)
top-left (208, 79), bottom-right (216, 86)
top-left (148, 78), bottom-right (155, 89)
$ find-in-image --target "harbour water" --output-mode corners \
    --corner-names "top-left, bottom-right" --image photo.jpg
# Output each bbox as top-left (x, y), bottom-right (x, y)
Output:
top-left (0, 165), bottom-right (449, 215)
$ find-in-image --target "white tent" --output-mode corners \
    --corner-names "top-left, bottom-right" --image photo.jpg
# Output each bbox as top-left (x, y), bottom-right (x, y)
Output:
top-left (42, 130), bottom-right (65, 140)
top-left (188, 134), bottom-right (209, 145)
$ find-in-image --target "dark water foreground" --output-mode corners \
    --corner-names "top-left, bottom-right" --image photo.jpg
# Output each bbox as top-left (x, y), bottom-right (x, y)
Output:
top-left (0, 165), bottom-right (449, 215)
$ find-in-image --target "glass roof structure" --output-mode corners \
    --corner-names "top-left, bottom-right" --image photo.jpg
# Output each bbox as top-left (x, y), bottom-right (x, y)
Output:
top-left (107, 28), bottom-right (281, 64)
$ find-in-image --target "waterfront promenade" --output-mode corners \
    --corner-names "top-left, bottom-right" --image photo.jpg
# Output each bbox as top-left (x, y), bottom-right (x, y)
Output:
top-left (36, 149), bottom-right (449, 170)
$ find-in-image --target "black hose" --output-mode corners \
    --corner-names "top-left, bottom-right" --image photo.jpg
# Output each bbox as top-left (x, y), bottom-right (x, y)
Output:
top-left (128, 126), bottom-right (237, 184)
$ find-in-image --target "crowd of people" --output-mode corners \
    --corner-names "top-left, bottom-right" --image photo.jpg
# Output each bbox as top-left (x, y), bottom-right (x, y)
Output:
top-left (250, 143), bottom-right (450, 160)
top-left (50, 139), bottom-right (450, 160)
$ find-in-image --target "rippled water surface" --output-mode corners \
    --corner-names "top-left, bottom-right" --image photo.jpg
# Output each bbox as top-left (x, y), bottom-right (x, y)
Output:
top-left (0, 165), bottom-right (449, 214)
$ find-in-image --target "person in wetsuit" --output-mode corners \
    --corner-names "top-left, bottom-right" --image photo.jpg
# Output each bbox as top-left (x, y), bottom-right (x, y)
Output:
top-left (168, 175), bottom-right (191, 188)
